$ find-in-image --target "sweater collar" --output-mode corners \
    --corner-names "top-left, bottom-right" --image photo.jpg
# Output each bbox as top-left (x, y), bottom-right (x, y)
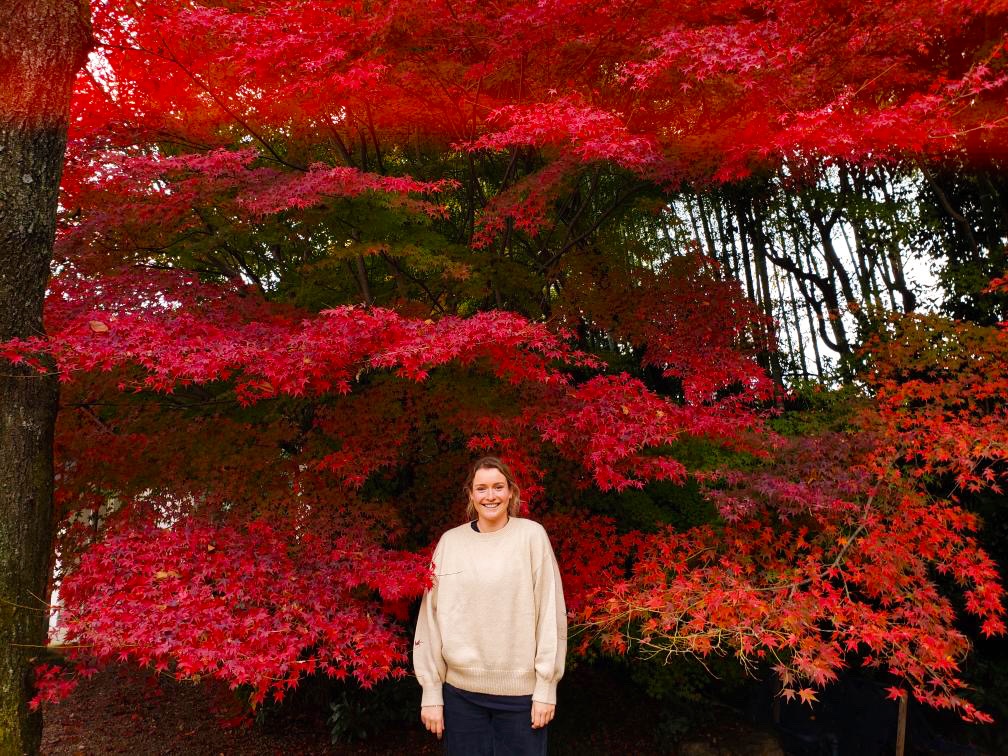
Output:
top-left (468, 516), bottom-right (516, 537)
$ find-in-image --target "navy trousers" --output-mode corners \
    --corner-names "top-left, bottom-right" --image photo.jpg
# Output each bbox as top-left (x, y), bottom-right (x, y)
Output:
top-left (442, 682), bottom-right (549, 756)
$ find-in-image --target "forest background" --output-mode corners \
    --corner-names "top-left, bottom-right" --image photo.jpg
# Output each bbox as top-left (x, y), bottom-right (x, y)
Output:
top-left (2, 0), bottom-right (1008, 753)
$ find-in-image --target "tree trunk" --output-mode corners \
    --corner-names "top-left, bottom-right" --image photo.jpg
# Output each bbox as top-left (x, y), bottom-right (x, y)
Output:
top-left (741, 197), bottom-right (784, 385)
top-left (0, 2), bottom-right (91, 754)
top-left (711, 193), bottom-right (739, 279)
top-left (733, 200), bottom-right (757, 304)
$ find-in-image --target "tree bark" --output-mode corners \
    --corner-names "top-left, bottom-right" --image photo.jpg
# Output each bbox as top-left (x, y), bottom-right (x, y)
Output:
top-left (709, 194), bottom-right (737, 279)
top-left (0, 2), bottom-right (91, 753)
top-left (740, 197), bottom-right (784, 384)
top-left (733, 200), bottom-right (757, 304)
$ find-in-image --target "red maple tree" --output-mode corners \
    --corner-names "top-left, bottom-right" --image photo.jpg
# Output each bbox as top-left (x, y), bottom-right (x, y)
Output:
top-left (5, 0), bottom-right (1006, 727)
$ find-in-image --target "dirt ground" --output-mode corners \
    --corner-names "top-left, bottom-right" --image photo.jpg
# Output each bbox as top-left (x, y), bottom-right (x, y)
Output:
top-left (40, 662), bottom-right (690, 755)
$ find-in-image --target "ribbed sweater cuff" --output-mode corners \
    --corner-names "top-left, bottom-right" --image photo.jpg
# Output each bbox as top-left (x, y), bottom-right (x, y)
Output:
top-left (421, 683), bottom-right (444, 707)
top-left (532, 678), bottom-right (558, 705)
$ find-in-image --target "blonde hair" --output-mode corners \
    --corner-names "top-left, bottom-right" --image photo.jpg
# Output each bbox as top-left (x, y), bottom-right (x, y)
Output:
top-left (463, 456), bottom-right (522, 521)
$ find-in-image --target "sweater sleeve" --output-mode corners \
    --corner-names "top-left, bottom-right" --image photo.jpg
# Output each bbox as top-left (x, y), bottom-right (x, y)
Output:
top-left (531, 526), bottom-right (567, 705)
top-left (413, 537), bottom-right (447, 707)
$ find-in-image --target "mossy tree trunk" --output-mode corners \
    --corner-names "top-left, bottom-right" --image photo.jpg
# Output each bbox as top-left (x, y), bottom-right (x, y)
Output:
top-left (0, 2), bottom-right (91, 753)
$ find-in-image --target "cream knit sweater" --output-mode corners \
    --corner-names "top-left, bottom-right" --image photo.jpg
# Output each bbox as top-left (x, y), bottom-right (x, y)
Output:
top-left (413, 517), bottom-right (567, 707)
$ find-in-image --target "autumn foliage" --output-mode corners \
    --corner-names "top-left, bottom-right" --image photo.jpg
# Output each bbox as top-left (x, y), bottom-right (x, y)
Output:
top-left (5, 0), bottom-right (1008, 729)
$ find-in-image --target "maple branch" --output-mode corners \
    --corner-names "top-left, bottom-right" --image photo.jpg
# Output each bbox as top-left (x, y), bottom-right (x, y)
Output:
top-left (355, 125), bottom-right (369, 172)
top-left (0, 598), bottom-right (50, 613)
top-left (75, 403), bottom-right (114, 435)
top-left (399, 52), bottom-right (469, 142)
top-left (351, 254), bottom-right (373, 307)
top-left (552, 165), bottom-right (600, 252)
top-left (805, 467), bottom-right (891, 587)
top-left (364, 102), bottom-right (385, 174)
top-left (465, 153), bottom-right (477, 245)
top-left (441, 0), bottom-right (483, 61)
top-left (325, 118), bottom-right (356, 168)
top-left (379, 252), bottom-right (447, 315)
top-left (501, 148), bottom-right (520, 189)
top-left (0, 370), bottom-right (52, 380)
top-left (220, 242), bottom-right (266, 296)
top-left (541, 178), bottom-right (646, 272)
top-left (130, 230), bottom-right (215, 258)
top-left (103, 39), bottom-right (305, 172)
top-left (849, 62), bottom-right (901, 100)
top-left (65, 398), bottom-right (237, 410)
top-left (919, 164), bottom-right (981, 256)
top-left (147, 130), bottom-right (218, 155)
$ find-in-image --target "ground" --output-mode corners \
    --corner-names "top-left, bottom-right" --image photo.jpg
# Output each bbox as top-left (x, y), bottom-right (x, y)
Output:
top-left (40, 659), bottom-right (794, 755)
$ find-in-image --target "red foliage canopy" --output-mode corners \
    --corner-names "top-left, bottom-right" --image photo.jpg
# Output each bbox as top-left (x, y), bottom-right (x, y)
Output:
top-left (59, 0), bottom-right (1008, 264)
top-left (581, 317), bottom-right (1008, 722)
top-left (7, 265), bottom-right (766, 709)
top-left (6, 0), bottom-right (1007, 726)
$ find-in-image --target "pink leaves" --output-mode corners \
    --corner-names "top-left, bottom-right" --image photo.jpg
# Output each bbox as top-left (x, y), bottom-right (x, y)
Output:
top-left (541, 513), bottom-right (642, 614)
top-left (29, 664), bottom-right (81, 711)
top-left (238, 163), bottom-right (458, 217)
top-left (861, 314), bottom-right (1008, 495)
top-left (60, 147), bottom-right (457, 253)
top-left (472, 159), bottom-right (577, 249)
top-left (4, 266), bottom-right (733, 496)
top-left (469, 97), bottom-right (664, 176)
top-left (570, 312), bottom-right (1008, 724)
top-left (72, 0), bottom-right (1008, 223)
top-left (625, 20), bottom-right (790, 92)
top-left (581, 497), bottom-right (1000, 721)
top-left (539, 374), bottom-right (691, 492)
top-left (551, 253), bottom-right (774, 408)
top-left (52, 519), bottom-right (432, 707)
top-left (4, 270), bottom-right (593, 405)
top-left (120, 148), bottom-right (262, 182)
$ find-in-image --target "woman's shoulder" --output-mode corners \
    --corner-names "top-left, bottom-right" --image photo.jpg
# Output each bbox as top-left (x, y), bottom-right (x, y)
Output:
top-left (439, 522), bottom-right (476, 542)
top-left (510, 517), bottom-right (551, 539)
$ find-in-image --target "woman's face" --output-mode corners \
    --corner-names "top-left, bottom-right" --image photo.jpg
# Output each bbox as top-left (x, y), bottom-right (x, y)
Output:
top-left (470, 467), bottom-right (510, 530)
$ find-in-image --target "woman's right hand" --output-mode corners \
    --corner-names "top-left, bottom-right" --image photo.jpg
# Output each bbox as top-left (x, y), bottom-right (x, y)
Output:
top-left (421, 705), bottom-right (445, 739)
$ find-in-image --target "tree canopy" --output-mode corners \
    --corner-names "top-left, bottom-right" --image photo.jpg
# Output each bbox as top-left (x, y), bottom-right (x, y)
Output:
top-left (5, 0), bottom-right (1008, 728)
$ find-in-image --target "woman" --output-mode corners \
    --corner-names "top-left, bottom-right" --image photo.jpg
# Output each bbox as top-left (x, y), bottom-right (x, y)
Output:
top-left (413, 456), bottom-right (567, 755)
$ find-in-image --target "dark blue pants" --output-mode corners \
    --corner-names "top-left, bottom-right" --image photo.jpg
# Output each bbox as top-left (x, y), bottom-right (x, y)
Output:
top-left (442, 682), bottom-right (548, 756)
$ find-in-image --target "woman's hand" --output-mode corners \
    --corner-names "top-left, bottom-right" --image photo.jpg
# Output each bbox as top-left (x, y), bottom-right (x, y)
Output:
top-left (421, 705), bottom-right (445, 739)
top-left (531, 701), bottom-right (555, 729)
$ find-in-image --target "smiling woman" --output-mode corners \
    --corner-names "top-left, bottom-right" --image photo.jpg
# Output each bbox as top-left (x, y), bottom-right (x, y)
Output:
top-left (413, 456), bottom-right (567, 755)
top-left (466, 460), bottom-right (519, 532)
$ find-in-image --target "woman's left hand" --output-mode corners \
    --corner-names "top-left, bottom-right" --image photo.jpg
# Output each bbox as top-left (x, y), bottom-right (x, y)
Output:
top-left (531, 701), bottom-right (555, 729)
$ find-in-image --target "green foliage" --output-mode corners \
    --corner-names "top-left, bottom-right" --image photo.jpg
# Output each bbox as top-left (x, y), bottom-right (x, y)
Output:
top-left (326, 677), bottom-right (416, 744)
top-left (769, 382), bottom-right (864, 437)
top-left (240, 669), bottom-right (416, 743)
top-left (627, 653), bottom-right (748, 705)
top-left (546, 472), bottom-right (715, 533)
top-left (914, 165), bottom-right (1008, 325)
